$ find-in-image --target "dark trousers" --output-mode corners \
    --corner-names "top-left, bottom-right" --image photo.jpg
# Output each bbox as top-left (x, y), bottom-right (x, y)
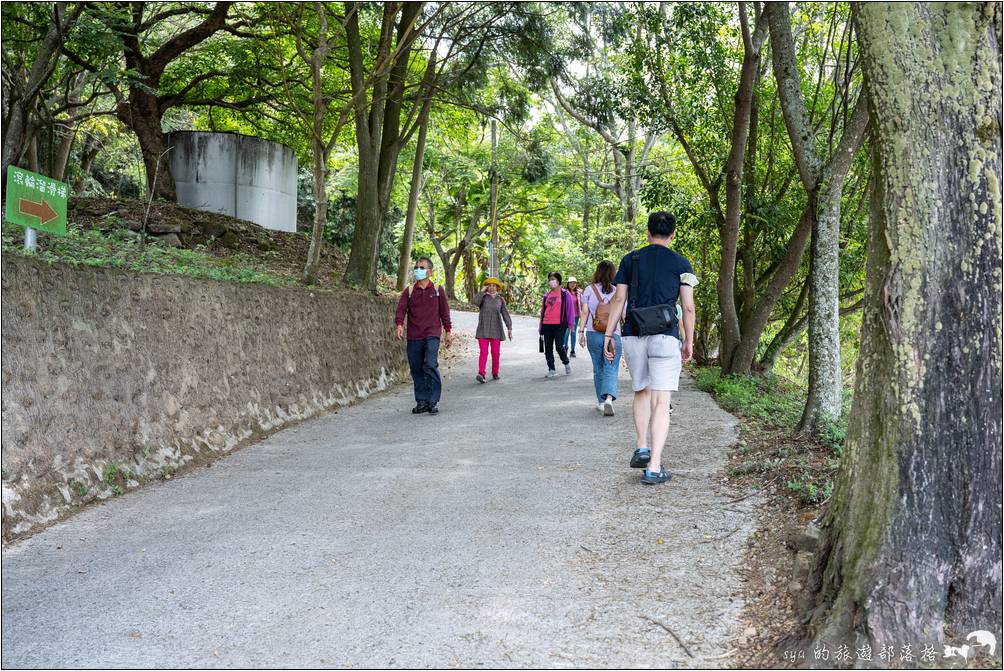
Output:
top-left (541, 323), bottom-right (569, 370)
top-left (564, 316), bottom-right (580, 353)
top-left (406, 337), bottom-right (442, 404)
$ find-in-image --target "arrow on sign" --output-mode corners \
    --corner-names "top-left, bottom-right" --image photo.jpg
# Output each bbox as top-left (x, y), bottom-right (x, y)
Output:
top-left (18, 197), bottom-right (57, 225)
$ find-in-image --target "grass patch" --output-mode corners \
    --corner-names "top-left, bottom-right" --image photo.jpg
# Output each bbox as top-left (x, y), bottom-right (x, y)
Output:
top-left (69, 480), bottom-right (90, 497)
top-left (102, 462), bottom-right (132, 496)
top-left (696, 365), bottom-right (850, 506)
top-left (2, 223), bottom-right (301, 288)
top-left (695, 368), bottom-right (805, 428)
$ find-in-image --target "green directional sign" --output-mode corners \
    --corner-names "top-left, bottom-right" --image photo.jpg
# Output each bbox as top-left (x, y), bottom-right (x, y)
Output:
top-left (4, 166), bottom-right (68, 236)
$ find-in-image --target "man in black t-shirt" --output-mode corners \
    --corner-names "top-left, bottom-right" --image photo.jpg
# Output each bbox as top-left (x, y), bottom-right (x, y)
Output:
top-left (603, 211), bottom-right (698, 485)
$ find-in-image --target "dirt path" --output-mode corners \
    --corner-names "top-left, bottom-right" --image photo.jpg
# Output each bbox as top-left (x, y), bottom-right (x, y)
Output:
top-left (1, 312), bottom-right (758, 668)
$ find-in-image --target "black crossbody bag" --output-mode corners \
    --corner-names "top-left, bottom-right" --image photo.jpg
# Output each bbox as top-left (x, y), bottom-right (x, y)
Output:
top-left (628, 250), bottom-right (678, 336)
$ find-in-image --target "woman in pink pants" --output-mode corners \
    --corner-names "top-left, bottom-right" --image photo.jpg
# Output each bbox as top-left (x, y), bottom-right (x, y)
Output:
top-left (473, 277), bottom-right (513, 383)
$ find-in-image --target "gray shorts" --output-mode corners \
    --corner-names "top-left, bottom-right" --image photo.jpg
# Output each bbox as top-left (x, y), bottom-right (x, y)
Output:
top-left (622, 334), bottom-right (683, 392)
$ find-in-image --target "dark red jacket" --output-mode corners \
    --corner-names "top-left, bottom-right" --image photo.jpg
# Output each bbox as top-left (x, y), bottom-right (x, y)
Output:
top-left (395, 282), bottom-right (452, 340)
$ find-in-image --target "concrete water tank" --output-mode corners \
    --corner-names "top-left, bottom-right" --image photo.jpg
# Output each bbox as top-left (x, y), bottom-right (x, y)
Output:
top-left (169, 131), bottom-right (298, 232)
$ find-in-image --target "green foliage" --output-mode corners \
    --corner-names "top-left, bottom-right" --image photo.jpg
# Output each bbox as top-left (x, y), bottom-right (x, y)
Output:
top-left (695, 368), bottom-right (805, 429)
top-left (102, 463), bottom-right (131, 496)
top-left (5, 1), bottom-right (866, 392)
top-left (786, 479), bottom-right (833, 505)
top-left (69, 480), bottom-right (90, 498)
top-left (1, 224), bottom-right (298, 288)
top-left (700, 364), bottom-right (848, 506)
top-left (697, 366), bottom-right (851, 450)
top-left (819, 415), bottom-right (848, 458)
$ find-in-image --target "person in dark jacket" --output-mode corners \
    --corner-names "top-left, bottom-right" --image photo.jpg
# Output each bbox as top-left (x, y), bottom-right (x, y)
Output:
top-left (473, 277), bottom-right (513, 383)
top-left (538, 271), bottom-right (577, 378)
top-left (395, 257), bottom-right (453, 415)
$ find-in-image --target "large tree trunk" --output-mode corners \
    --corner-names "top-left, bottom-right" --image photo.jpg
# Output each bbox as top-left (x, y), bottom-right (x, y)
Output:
top-left (462, 247), bottom-right (478, 303)
top-left (52, 125), bottom-right (76, 182)
top-left (113, 3), bottom-right (232, 200)
top-left (804, 2), bottom-right (1002, 655)
top-left (799, 185), bottom-right (844, 429)
top-left (73, 135), bottom-right (100, 195)
top-left (442, 257), bottom-right (459, 301)
top-left (718, 5), bottom-right (767, 375)
top-left (344, 2), bottom-right (423, 290)
top-left (348, 148), bottom-right (384, 288)
top-left (397, 108), bottom-right (430, 290)
top-left (118, 92), bottom-right (176, 200)
top-left (3, 107), bottom-right (31, 185)
top-left (767, 1), bottom-right (870, 431)
top-left (798, 97), bottom-right (868, 429)
top-left (27, 134), bottom-right (40, 174)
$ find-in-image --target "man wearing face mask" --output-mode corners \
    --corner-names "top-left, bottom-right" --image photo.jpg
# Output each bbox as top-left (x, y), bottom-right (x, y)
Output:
top-left (395, 257), bottom-right (454, 415)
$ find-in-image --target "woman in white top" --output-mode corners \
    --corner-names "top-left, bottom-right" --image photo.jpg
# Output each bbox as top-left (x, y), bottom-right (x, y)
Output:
top-left (578, 260), bottom-right (626, 416)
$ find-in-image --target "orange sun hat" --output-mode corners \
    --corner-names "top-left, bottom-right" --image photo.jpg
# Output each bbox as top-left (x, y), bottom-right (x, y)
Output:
top-left (483, 277), bottom-right (504, 288)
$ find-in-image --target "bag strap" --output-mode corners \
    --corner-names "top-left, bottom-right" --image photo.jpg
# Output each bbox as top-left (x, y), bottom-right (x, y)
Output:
top-left (591, 283), bottom-right (611, 305)
top-left (587, 284), bottom-right (598, 321)
top-left (630, 251), bottom-right (640, 307)
top-left (406, 283), bottom-right (437, 306)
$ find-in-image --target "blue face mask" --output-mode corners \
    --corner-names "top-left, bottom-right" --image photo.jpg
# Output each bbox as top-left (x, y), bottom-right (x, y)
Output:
top-left (414, 267), bottom-right (429, 281)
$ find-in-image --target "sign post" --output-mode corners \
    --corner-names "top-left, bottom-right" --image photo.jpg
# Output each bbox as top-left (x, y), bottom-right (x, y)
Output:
top-left (4, 166), bottom-right (69, 251)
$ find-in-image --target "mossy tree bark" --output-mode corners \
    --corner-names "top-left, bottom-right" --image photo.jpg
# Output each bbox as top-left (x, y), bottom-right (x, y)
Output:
top-left (805, 2), bottom-right (1002, 657)
top-left (767, 2), bottom-right (870, 434)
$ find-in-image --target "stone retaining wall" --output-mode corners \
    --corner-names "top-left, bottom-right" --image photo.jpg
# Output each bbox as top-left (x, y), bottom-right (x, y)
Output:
top-left (1, 255), bottom-right (408, 539)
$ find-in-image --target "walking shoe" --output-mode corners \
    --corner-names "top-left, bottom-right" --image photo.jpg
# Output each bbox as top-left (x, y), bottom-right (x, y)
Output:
top-left (570, 351), bottom-right (577, 358)
top-left (546, 369), bottom-right (557, 378)
top-left (602, 397), bottom-right (614, 416)
top-left (492, 374), bottom-right (500, 381)
top-left (630, 448), bottom-right (651, 469)
top-left (476, 374), bottom-right (486, 384)
top-left (564, 363), bottom-right (572, 375)
top-left (597, 401), bottom-right (605, 413)
top-left (412, 403), bottom-right (429, 414)
top-left (641, 468), bottom-right (672, 485)
top-left (427, 403), bottom-right (439, 415)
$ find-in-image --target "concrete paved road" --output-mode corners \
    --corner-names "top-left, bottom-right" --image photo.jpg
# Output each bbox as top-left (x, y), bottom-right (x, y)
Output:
top-left (2, 311), bottom-right (758, 668)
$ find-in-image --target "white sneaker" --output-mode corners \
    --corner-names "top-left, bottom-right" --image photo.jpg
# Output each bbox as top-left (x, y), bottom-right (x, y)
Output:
top-left (546, 369), bottom-right (557, 378)
top-left (596, 402), bottom-right (605, 413)
top-left (603, 397), bottom-right (614, 416)
top-left (564, 363), bottom-right (572, 375)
